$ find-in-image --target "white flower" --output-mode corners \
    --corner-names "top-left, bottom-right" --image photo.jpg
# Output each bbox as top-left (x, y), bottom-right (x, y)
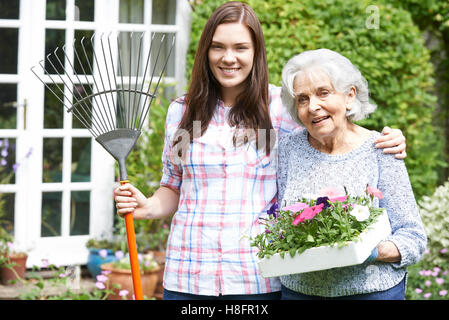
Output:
top-left (350, 205), bottom-right (370, 221)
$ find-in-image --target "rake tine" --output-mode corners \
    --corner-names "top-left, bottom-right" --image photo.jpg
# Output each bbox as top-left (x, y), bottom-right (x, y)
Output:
top-left (131, 32), bottom-right (144, 130)
top-left (116, 33), bottom-right (128, 129)
top-left (127, 32), bottom-right (134, 130)
top-left (140, 34), bottom-right (175, 130)
top-left (135, 33), bottom-right (156, 128)
top-left (90, 33), bottom-right (116, 131)
top-left (43, 52), bottom-right (102, 136)
top-left (62, 42), bottom-right (107, 136)
top-left (73, 37), bottom-right (110, 135)
top-left (138, 34), bottom-right (166, 129)
top-left (53, 45), bottom-right (104, 136)
top-left (106, 33), bottom-right (126, 129)
top-left (31, 65), bottom-right (97, 137)
top-left (100, 33), bottom-right (120, 130)
top-left (79, 35), bottom-right (114, 133)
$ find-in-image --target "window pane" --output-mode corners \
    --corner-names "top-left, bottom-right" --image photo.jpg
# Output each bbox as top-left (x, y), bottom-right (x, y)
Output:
top-left (70, 191), bottom-right (90, 235)
top-left (0, 138), bottom-right (16, 184)
top-left (75, 0), bottom-right (94, 21)
top-left (45, 29), bottom-right (66, 75)
top-left (41, 192), bottom-right (62, 237)
top-left (119, 0), bottom-right (143, 24)
top-left (44, 83), bottom-right (64, 129)
top-left (152, 0), bottom-right (176, 25)
top-left (151, 33), bottom-right (175, 78)
top-left (0, 192), bottom-right (14, 233)
top-left (0, 28), bottom-right (18, 74)
top-left (71, 138), bottom-right (91, 182)
top-left (43, 138), bottom-right (63, 183)
top-left (0, 0), bottom-right (20, 19)
top-left (72, 84), bottom-right (93, 129)
top-left (0, 83), bottom-right (17, 129)
top-left (46, 0), bottom-right (66, 20)
top-left (74, 29), bottom-right (94, 75)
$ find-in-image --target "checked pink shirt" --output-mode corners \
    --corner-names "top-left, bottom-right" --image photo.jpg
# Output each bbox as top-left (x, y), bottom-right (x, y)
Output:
top-left (160, 85), bottom-right (300, 296)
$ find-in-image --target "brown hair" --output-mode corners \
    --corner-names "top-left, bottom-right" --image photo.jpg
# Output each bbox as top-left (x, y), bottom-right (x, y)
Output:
top-left (174, 1), bottom-right (273, 155)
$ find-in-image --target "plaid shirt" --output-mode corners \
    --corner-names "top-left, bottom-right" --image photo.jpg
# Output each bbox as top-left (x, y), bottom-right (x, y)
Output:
top-left (160, 85), bottom-right (300, 296)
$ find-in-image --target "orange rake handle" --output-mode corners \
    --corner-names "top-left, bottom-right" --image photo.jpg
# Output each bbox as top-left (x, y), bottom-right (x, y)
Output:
top-left (121, 180), bottom-right (144, 300)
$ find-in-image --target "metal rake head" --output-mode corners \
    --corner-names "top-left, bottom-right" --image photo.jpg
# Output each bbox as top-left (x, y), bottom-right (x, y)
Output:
top-left (31, 32), bottom-right (175, 180)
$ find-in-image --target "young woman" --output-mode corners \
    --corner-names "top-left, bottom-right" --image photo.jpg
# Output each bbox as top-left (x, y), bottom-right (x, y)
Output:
top-left (114, 1), bottom-right (407, 300)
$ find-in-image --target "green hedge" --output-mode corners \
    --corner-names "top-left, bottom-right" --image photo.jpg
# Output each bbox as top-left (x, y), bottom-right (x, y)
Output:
top-left (187, 0), bottom-right (445, 199)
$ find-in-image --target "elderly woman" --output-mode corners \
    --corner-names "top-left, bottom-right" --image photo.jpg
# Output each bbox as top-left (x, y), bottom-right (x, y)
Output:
top-left (277, 49), bottom-right (426, 300)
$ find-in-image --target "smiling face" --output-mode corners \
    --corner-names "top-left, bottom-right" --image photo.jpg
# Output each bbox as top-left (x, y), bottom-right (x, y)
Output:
top-left (293, 67), bottom-right (356, 143)
top-left (208, 23), bottom-right (255, 105)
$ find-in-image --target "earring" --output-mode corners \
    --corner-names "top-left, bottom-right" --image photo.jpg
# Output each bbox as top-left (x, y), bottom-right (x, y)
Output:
top-left (346, 104), bottom-right (352, 111)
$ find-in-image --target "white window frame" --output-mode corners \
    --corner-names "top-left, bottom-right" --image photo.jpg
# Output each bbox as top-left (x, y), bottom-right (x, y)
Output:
top-left (0, 0), bottom-right (191, 267)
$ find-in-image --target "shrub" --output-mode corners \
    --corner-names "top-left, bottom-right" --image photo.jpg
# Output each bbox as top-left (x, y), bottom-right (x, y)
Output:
top-left (187, 0), bottom-right (445, 200)
top-left (406, 178), bottom-right (449, 299)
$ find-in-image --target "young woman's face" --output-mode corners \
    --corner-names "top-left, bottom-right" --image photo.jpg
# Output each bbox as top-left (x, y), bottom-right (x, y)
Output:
top-left (208, 23), bottom-right (255, 100)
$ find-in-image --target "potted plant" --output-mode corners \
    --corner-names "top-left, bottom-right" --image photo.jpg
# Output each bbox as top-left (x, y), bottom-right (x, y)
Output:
top-left (85, 236), bottom-right (124, 280)
top-left (251, 186), bottom-right (391, 277)
top-left (101, 252), bottom-right (160, 300)
top-left (0, 228), bottom-right (28, 285)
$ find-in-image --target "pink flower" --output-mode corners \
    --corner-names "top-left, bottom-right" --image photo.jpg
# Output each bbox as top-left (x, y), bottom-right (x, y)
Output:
top-left (440, 248), bottom-right (448, 254)
top-left (119, 290), bottom-right (129, 297)
top-left (96, 281), bottom-right (106, 290)
top-left (41, 259), bottom-right (49, 268)
top-left (425, 280), bottom-right (432, 287)
top-left (366, 186), bottom-right (383, 199)
top-left (282, 202), bottom-right (309, 214)
top-left (415, 288), bottom-right (422, 294)
top-left (439, 290), bottom-right (448, 297)
top-left (328, 195), bottom-right (348, 203)
top-left (96, 274), bottom-right (108, 283)
top-left (423, 292), bottom-right (432, 298)
top-left (292, 204), bottom-right (324, 226)
top-left (435, 278), bottom-right (444, 285)
top-left (101, 270), bottom-right (112, 275)
top-left (319, 187), bottom-right (343, 198)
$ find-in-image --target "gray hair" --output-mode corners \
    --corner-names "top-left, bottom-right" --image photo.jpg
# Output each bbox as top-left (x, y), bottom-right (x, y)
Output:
top-left (281, 49), bottom-right (377, 125)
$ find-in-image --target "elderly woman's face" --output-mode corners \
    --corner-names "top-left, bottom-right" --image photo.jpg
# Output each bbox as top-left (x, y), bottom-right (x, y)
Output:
top-left (293, 68), bottom-right (354, 140)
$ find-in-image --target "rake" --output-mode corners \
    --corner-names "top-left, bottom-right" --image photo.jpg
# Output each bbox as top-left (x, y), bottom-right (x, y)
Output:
top-left (31, 32), bottom-right (175, 300)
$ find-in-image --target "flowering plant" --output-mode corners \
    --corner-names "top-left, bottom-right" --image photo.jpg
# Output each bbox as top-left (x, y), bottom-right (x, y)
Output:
top-left (251, 186), bottom-right (385, 259)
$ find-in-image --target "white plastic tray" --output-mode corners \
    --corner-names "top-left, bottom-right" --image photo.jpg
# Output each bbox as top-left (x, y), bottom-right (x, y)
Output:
top-left (258, 210), bottom-right (391, 277)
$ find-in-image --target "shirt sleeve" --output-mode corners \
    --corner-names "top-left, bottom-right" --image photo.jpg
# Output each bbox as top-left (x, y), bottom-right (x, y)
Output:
top-left (159, 99), bottom-right (184, 191)
top-left (377, 150), bottom-right (427, 269)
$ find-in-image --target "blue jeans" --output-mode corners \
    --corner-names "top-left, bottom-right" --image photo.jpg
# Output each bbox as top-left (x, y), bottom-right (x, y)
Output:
top-left (163, 288), bottom-right (281, 300)
top-left (281, 276), bottom-right (406, 300)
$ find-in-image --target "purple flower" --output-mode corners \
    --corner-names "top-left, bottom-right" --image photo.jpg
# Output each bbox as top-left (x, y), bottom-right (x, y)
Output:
top-left (98, 249), bottom-right (108, 258)
top-left (316, 196), bottom-right (331, 210)
top-left (26, 147), bottom-right (33, 158)
top-left (0, 159), bottom-right (6, 166)
top-left (12, 163), bottom-right (19, 172)
top-left (115, 250), bottom-right (124, 259)
top-left (267, 202), bottom-right (278, 218)
top-left (1, 148), bottom-right (7, 158)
